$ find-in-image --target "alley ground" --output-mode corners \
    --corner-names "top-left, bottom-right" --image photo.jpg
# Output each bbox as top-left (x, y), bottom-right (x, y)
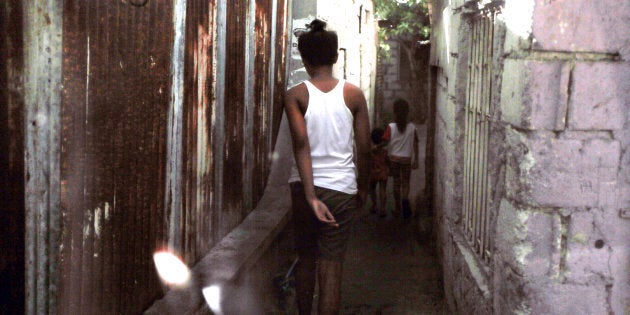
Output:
top-left (341, 124), bottom-right (447, 314)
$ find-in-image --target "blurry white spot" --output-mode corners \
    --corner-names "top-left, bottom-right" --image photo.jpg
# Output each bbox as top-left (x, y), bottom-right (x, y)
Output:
top-left (83, 224), bottom-right (91, 240)
top-left (202, 285), bottom-right (222, 315)
top-left (503, 0), bottom-right (534, 40)
top-left (153, 251), bottom-right (190, 286)
top-left (83, 209), bottom-right (93, 240)
top-left (104, 202), bottom-right (111, 221)
top-left (36, 113), bottom-right (48, 127)
top-left (94, 206), bottom-right (102, 237)
top-left (270, 151), bottom-right (280, 161)
top-left (559, 20), bottom-right (568, 35)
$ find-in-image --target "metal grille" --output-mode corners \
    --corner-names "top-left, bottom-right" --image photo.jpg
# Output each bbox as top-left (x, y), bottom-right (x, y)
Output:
top-left (462, 11), bottom-right (495, 265)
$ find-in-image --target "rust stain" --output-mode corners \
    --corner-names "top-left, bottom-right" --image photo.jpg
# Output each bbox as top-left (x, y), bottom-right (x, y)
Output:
top-left (1, 1), bottom-right (26, 313)
top-left (10, 0), bottom-right (292, 313)
top-left (59, 0), bottom-right (173, 313)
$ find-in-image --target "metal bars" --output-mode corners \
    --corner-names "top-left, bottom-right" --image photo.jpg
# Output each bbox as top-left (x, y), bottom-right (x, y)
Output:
top-left (462, 11), bottom-right (495, 265)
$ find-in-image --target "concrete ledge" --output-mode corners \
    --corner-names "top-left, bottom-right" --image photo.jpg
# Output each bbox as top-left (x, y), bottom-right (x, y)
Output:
top-left (144, 182), bottom-right (291, 314)
top-left (145, 115), bottom-right (294, 314)
top-left (449, 222), bottom-right (491, 299)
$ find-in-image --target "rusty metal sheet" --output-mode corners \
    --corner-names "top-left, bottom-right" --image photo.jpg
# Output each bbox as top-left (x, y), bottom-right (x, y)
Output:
top-left (60, 1), bottom-right (173, 313)
top-left (253, 0), bottom-right (273, 205)
top-left (180, 0), bottom-right (216, 264)
top-left (23, 0), bottom-right (63, 314)
top-left (13, 0), bottom-right (292, 313)
top-left (0, 1), bottom-right (25, 314)
top-left (272, 0), bottom-right (289, 166)
top-left (221, 0), bottom-right (248, 234)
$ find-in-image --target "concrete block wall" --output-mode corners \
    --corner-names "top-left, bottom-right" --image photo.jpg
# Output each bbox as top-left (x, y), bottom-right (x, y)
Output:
top-left (431, 0), bottom-right (630, 313)
top-left (378, 41), bottom-right (411, 124)
top-left (498, 0), bottom-right (630, 312)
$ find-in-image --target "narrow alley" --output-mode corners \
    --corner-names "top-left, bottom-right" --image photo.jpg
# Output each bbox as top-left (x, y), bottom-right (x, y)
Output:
top-left (341, 126), bottom-right (447, 314)
top-left (2, 0), bottom-right (629, 314)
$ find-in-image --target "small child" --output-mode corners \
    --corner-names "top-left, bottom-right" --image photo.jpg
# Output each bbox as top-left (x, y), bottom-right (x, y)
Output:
top-left (382, 98), bottom-right (419, 219)
top-left (368, 127), bottom-right (388, 217)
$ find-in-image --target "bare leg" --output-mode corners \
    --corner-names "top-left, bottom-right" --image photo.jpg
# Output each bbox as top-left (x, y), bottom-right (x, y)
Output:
top-left (401, 167), bottom-right (411, 201)
top-left (368, 182), bottom-right (377, 213)
top-left (378, 180), bottom-right (387, 216)
top-left (295, 255), bottom-right (317, 315)
top-left (392, 174), bottom-right (401, 216)
top-left (401, 166), bottom-right (412, 217)
top-left (317, 259), bottom-right (342, 315)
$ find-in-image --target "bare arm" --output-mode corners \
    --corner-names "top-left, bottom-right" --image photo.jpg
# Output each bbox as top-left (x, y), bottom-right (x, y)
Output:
top-left (412, 127), bottom-right (419, 169)
top-left (346, 85), bottom-right (371, 203)
top-left (284, 85), bottom-right (338, 226)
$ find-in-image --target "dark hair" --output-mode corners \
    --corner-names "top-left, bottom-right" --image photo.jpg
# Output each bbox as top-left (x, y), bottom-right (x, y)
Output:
top-left (393, 98), bottom-right (409, 133)
top-left (297, 19), bottom-right (338, 66)
top-left (371, 127), bottom-right (385, 145)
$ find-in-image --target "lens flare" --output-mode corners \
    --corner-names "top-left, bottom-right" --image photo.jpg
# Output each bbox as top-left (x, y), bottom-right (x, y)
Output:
top-left (201, 285), bottom-right (223, 315)
top-left (153, 251), bottom-right (190, 285)
top-left (202, 285), bottom-right (222, 314)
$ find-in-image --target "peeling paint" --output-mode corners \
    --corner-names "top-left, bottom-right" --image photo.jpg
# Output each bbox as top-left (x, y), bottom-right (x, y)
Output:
top-left (571, 232), bottom-right (588, 245)
top-left (519, 150), bottom-right (536, 179)
top-left (104, 202), bottom-right (111, 221)
top-left (83, 209), bottom-right (92, 241)
top-left (515, 243), bottom-right (533, 266)
top-left (94, 205), bottom-right (102, 238)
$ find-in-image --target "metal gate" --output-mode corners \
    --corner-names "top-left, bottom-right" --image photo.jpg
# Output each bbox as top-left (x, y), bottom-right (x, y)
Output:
top-left (462, 10), bottom-right (496, 265)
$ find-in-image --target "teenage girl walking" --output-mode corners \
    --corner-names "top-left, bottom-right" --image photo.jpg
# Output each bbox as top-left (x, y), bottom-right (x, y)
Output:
top-left (382, 99), bottom-right (419, 218)
top-left (285, 19), bottom-right (370, 314)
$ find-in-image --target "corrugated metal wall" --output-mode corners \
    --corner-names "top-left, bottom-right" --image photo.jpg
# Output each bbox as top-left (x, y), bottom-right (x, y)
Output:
top-left (0, 1), bottom-right (25, 314)
top-left (59, 1), bottom-right (174, 313)
top-left (2, 0), bottom-right (291, 313)
top-left (222, 0), bottom-right (248, 234)
top-left (181, 0), bottom-right (216, 270)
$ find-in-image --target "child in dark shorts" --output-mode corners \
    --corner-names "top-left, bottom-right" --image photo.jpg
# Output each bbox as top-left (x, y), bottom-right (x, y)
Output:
top-left (368, 127), bottom-right (388, 217)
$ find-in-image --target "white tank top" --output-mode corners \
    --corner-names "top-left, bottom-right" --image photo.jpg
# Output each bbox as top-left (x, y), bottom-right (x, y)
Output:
top-left (289, 80), bottom-right (357, 194)
top-left (387, 122), bottom-right (417, 158)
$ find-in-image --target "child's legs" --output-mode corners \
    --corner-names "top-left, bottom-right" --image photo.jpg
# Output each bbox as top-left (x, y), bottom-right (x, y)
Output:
top-left (390, 163), bottom-right (402, 213)
top-left (368, 181), bottom-right (378, 210)
top-left (400, 164), bottom-right (411, 201)
top-left (377, 179), bottom-right (387, 212)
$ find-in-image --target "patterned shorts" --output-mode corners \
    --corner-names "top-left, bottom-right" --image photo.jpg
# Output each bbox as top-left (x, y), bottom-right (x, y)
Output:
top-left (389, 161), bottom-right (411, 190)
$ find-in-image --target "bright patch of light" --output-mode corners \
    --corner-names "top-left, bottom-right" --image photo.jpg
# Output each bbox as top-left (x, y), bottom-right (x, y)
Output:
top-left (153, 251), bottom-right (190, 285)
top-left (503, 0), bottom-right (535, 39)
top-left (442, 7), bottom-right (451, 65)
top-left (202, 285), bottom-right (222, 315)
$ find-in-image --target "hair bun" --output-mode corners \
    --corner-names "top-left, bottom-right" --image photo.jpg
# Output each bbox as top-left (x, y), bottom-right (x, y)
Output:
top-left (308, 19), bottom-right (326, 32)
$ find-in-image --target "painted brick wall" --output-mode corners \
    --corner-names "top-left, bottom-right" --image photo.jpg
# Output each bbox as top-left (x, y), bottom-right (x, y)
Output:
top-left (431, 0), bottom-right (630, 313)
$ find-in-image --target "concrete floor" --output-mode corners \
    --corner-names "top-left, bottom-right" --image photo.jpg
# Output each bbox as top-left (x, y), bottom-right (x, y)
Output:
top-left (274, 124), bottom-right (447, 314)
top-left (341, 211), bottom-right (446, 314)
top-left (340, 124), bottom-right (448, 314)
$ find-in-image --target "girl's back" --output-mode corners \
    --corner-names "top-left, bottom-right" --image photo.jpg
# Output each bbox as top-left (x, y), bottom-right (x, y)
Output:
top-left (385, 122), bottom-right (417, 159)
